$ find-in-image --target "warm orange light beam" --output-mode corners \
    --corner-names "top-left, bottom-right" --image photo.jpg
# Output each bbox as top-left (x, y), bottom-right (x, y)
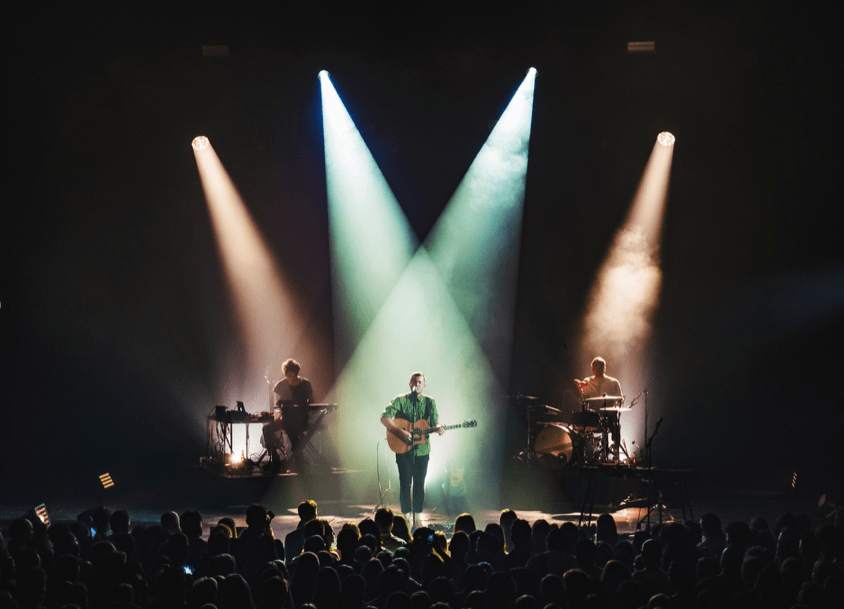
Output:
top-left (625, 134), bottom-right (674, 244)
top-left (192, 137), bottom-right (303, 407)
top-left (580, 134), bottom-right (675, 452)
top-left (584, 136), bottom-right (674, 356)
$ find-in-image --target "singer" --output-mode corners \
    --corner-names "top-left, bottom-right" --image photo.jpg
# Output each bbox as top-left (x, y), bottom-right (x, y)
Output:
top-left (380, 372), bottom-right (444, 529)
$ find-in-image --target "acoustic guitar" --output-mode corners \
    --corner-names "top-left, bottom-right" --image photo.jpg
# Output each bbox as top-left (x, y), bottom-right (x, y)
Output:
top-left (387, 419), bottom-right (478, 454)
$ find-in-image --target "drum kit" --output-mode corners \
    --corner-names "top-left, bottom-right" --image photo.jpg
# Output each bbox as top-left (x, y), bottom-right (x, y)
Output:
top-left (511, 393), bottom-right (633, 469)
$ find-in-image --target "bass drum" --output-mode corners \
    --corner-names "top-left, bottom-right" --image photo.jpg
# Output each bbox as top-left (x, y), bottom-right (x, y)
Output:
top-left (534, 425), bottom-right (580, 469)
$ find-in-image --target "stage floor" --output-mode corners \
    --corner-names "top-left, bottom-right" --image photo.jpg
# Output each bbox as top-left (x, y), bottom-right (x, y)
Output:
top-left (0, 458), bottom-right (827, 540)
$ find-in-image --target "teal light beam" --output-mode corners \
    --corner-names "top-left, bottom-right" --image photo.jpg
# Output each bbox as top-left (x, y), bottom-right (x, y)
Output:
top-left (331, 250), bottom-right (502, 507)
top-left (320, 71), bottom-right (418, 369)
top-left (321, 70), bottom-right (536, 509)
top-left (426, 68), bottom-right (536, 382)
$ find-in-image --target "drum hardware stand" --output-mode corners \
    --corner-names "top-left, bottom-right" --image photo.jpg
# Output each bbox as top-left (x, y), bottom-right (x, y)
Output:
top-left (599, 411), bottom-right (621, 463)
top-left (621, 440), bottom-right (630, 464)
top-left (587, 430), bottom-right (604, 465)
top-left (512, 393), bottom-right (559, 463)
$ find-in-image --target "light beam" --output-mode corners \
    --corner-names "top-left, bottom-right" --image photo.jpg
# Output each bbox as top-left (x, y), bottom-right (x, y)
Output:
top-left (426, 67), bottom-right (535, 381)
top-left (192, 137), bottom-right (314, 436)
top-left (580, 133), bottom-right (675, 454)
top-left (321, 70), bottom-right (536, 508)
top-left (320, 71), bottom-right (418, 368)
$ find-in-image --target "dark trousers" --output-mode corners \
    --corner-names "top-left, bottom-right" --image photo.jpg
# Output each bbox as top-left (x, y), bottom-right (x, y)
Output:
top-left (396, 452), bottom-right (429, 514)
top-left (282, 404), bottom-right (309, 450)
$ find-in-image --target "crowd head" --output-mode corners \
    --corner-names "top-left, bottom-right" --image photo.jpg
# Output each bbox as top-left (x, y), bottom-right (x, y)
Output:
top-left (2, 500), bottom-right (842, 609)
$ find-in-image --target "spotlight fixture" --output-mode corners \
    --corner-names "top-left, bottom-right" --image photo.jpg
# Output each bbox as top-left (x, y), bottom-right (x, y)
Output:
top-left (99, 472), bottom-right (115, 489)
top-left (318, 70), bottom-right (329, 80)
top-left (192, 136), bottom-right (209, 151)
top-left (657, 132), bottom-right (675, 147)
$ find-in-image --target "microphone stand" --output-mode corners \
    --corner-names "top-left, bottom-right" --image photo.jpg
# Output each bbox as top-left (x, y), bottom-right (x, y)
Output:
top-left (638, 409), bottom-right (665, 530)
top-left (265, 366), bottom-right (275, 414)
top-left (626, 382), bottom-right (651, 465)
top-left (373, 437), bottom-right (393, 512)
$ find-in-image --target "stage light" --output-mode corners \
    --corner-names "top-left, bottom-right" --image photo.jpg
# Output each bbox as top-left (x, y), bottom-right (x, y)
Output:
top-left (425, 67), bottom-right (535, 379)
top-left (657, 132), bottom-right (675, 147)
top-left (320, 70), bottom-right (418, 366)
top-left (318, 70), bottom-right (329, 80)
top-left (322, 70), bottom-right (535, 509)
top-left (626, 133), bottom-right (675, 242)
top-left (579, 133), bottom-right (676, 453)
top-left (192, 136), bottom-right (209, 151)
top-left (192, 136), bottom-right (317, 424)
top-left (99, 472), bottom-right (115, 489)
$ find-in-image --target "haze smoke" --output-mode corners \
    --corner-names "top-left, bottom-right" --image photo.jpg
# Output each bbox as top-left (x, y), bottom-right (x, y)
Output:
top-left (583, 227), bottom-right (661, 366)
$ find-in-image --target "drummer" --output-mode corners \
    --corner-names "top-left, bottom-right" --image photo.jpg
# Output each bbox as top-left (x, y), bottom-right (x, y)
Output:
top-left (575, 356), bottom-right (623, 461)
top-left (574, 356), bottom-right (623, 400)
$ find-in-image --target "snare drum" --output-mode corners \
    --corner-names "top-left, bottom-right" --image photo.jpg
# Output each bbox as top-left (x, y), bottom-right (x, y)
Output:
top-left (534, 425), bottom-right (581, 469)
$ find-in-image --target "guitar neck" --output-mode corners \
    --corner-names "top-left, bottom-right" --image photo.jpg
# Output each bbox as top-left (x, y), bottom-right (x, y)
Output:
top-left (389, 419), bottom-right (477, 453)
top-left (419, 422), bottom-right (464, 436)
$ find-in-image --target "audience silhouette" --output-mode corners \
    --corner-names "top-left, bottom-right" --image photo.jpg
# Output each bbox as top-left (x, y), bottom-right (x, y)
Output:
top-left (2, 500), bottom-right (843, 609)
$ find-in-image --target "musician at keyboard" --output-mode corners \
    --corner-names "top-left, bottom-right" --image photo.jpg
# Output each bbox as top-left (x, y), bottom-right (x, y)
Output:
top-left (273, 358), bottom-right (313, 451)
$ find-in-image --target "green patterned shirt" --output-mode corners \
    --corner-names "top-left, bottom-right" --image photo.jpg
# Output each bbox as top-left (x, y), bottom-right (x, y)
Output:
top-left (381, 392), bottom-right (439, 456)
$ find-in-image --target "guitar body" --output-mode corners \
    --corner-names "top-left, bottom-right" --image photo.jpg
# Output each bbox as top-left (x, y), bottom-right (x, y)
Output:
top-left (387, 419), bottom-right (431, 454)
top-left (386, 418), bottom-right (477, 453)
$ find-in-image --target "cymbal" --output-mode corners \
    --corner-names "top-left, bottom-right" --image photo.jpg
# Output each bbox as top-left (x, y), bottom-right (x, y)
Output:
top-left (507, 394), bottom-right (541, 402)
top-left (582, 396), bottom-right (624, 403)
top-left (538, 404), bottom-right (562, 414)
top-left (599, 406), bottom-right (632, 412)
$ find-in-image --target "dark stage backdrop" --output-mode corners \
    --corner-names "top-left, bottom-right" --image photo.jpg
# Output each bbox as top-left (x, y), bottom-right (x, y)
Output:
top-left (3, 3), bottom-right (841, 505)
